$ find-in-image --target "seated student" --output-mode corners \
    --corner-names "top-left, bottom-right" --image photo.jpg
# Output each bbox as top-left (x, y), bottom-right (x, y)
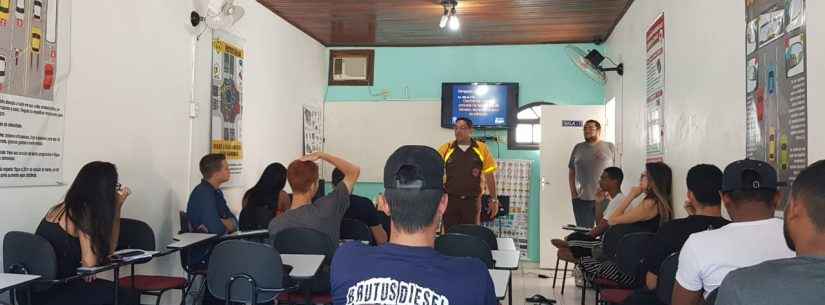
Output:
top-left (239, 162), bottom-right (291, 231)
top-left (186, 153), bottom-right (238, 266)
top-left (556, 167), bottom-right (626, 256)
top-left (672, 159), bottom-right (795, 305)
top-left (578, 162), bottom-right (673, 288)
top-left (268, 152), bottom-right (359, 293)
top-left (332, 168), bottom-right (388, 245)
top-left (34, 162), bottom-right (139, 305)
top-left (331, 145), bottom-right (497, 305)
top-left (641, 164), bottom-right (730, 290)
top-left (716, 160), bottom-right (825, 305)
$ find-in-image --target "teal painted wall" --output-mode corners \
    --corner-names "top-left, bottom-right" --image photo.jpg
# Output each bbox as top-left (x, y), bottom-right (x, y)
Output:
top-left (325, 44), bottom-right (605, 261)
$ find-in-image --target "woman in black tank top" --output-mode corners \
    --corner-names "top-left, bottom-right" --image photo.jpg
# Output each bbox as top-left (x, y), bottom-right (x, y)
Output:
top-left (33, 161), bottom-right (139, 305)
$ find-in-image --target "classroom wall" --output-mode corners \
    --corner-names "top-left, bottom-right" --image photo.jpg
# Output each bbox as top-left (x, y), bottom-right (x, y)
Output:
top-left (0, 1), bottom-right (325, 304)
top-left (325, 45), bottom-right (606, 261)
top-left (605, 0), bottom-right (824, 218)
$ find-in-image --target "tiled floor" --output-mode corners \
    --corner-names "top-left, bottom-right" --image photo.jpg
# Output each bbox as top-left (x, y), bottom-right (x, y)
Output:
top-left (507, 262), bottom-right (598, 305)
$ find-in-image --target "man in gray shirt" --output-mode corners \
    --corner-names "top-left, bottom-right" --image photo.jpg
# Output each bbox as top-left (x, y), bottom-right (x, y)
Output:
top-left (568, 119), bottom-right (616, 228)
top-left (269, 151), bottom-right (360, 293)
top-left (716, 160), bottom-right (825, 305)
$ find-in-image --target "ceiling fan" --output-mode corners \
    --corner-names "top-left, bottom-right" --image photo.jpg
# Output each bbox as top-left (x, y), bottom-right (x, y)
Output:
top-left (565, 45), bottom-right (624, 84)
top-left (189, 0), bottom-right (245, 32)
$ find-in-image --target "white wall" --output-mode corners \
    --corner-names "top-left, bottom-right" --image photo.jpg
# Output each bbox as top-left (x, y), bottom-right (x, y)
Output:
top-left (0, 1), bottom-right (325, 304)
top-left (605, 0), bottom-right (824, 218)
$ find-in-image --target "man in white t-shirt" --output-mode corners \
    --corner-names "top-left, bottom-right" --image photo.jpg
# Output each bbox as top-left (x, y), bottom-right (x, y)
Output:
top-left (672, 159), bottom-right (795, 305)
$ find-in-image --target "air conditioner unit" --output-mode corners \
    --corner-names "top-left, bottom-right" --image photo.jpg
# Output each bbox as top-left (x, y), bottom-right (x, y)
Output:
top-left (333, 57), bottom-right (368, 81)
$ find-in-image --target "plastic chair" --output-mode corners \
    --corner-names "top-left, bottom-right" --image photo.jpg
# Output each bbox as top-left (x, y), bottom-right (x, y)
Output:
top-left (339, 218), bottom-right (374, 245)
top-left (448, 224), bottom-right (498, 250)
top-left (117, 218), bottom-right (187, 305)
top-left (706, 289), bottom-right (719, 305)
top-left (597, 232), bottom-right (656, 305)
top-left (656, 252), bottom-right (679, 305)
top-left (434, 233), bottom-right (495, 268)
top-left (207, 240), bottom-right (295, 305)
top-left (2, 231), bottom-right (59, 305)
top-left (272, 227), bottom-right (336, 305)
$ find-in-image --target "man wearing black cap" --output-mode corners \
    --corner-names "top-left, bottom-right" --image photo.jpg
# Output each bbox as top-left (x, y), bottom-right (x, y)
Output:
top-left (672, 159), bottom-right (794, 305)
top-left (716, 160), bottom-right (825, 305)
top-left (331, 145), bottom-right (497, 305)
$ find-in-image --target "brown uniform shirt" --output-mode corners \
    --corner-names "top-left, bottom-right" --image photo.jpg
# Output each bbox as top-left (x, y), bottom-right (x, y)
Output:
top-left (437, 140), bottom-right (497, 197)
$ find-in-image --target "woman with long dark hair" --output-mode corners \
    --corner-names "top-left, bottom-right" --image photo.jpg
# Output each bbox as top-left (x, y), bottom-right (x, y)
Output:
top-left (577, 162), bottom-right (674, 288)
top-left (239, 162), bottom-right (291, 230)
top-left (34, 161), bottom-right (138, 305)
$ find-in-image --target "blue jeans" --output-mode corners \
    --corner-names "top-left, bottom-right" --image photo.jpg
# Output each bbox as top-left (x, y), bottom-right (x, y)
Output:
top-left (572, 199), bottom-right (596, 228)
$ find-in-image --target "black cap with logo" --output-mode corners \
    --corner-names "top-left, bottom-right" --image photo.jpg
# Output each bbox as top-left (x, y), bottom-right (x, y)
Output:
top-left (384, 145), bottom-right (445, 191)
top-left (721, 159), bottom-right (778, 193)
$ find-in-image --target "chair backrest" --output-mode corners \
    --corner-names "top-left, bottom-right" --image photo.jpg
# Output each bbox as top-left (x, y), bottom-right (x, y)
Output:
top-left (447, 224), bottom-right (498, 250)
top-left (178, 211), bottom-right (195, 272)
top-left (118, 218), bottom-right (156, 251)
top-left (3, 231), bottom-right (58, 294)
top-left (340, 218), bottom-right (374, 245)
top-left (434, 233), bottom-right (494, 268)
top-left (656, 252), bottom-right (679, 305)
top-left (706, 289), bottom-right (719, 305)
top-left (272, 227), bottom-right (336, 266)
top-left (615, 232), bottom-right (656, 286)
top-left (602, 223), bottom-right (657, 260)
top-left (207, 240), bottom-right (284, 303)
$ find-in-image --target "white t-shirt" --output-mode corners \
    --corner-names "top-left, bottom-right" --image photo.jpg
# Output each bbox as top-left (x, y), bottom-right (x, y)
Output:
top-left (602, 192), bottom-right (627, 219)
top-left (675, 218), bottom-right (795, 298)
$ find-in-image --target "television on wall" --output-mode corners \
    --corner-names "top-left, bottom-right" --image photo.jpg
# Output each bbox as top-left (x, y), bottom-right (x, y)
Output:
top-left (441, 82), bottom-right (519, 129)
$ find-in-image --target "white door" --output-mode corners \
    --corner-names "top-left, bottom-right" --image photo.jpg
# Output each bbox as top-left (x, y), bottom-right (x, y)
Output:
top-left (539, 105), bottom-right (606, 268)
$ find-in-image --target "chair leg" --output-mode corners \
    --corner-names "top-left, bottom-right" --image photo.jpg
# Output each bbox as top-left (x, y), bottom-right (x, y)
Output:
top-left (561, 261), bottom-right (569, 295)
top-left (581, 276), bottom-right (586, 305)
top-left (553, 257), bottom-right (560, 288)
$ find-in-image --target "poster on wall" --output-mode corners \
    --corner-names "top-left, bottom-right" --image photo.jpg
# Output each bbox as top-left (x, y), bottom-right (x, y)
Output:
top-left (645, 14), bottom-right (665, 162)
top-left (0, 0), bottom-right (62, 187)
top-left (482, 159), bottom-right (531, 258)
top-left (745, 0), bottom-right (807, 208)
top-left (210, 30), bottom-right (244, 186)
top-left (302, 105), bottom-right (323, 155)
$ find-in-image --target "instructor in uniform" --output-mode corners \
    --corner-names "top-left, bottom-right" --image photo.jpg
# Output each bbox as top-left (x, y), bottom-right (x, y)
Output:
top-left (438, 117), bottom-right (499, 231)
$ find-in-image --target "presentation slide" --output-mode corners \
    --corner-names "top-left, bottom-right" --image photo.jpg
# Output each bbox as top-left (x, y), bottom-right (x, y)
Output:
top-left (451, 84), bottom-right (509, 126)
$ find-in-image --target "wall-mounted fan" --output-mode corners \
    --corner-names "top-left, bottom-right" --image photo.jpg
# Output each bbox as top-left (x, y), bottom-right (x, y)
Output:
top-left (190, 0), bottom-right (245, 32)
top-left (565, 45), bottom-right (624, 84)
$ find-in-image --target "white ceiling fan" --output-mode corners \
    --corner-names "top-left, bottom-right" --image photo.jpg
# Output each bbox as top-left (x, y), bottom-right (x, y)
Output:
top-left (189, 0), bottom-right (245, 32)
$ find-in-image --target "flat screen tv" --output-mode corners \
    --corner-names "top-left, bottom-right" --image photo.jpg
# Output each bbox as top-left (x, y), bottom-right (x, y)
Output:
top-left (441, 82), bottom-right (518, 129)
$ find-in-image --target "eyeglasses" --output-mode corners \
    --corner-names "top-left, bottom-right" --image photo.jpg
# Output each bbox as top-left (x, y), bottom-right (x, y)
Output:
top-left (116, 183), bottom-right (122, 191)
top-left (454, 126), bottom-right (471, 131)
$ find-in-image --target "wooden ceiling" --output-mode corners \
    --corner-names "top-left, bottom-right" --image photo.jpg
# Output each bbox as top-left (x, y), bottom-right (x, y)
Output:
top-left (257, 0), bottom-right (635, 47)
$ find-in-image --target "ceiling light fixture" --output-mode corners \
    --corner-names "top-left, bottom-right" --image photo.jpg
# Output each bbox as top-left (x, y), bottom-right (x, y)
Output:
top-left (439, 0), bottom-right (459, 31)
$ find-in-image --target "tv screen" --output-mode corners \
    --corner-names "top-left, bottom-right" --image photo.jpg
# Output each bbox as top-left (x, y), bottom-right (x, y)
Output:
top-left (441, 82), bottom-right (518, 128)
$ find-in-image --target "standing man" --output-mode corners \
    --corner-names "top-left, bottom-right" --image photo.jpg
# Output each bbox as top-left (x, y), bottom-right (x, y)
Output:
top-left (437, 117), bottom-right (499, 231)
top-left (568, 119), bottom-right (616, 228)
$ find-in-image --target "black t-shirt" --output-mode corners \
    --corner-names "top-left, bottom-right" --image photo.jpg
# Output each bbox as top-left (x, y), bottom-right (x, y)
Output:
top-left (344, 195), bottom-right (381, 227)
top-left (643, 215), bottom-right (730, 275)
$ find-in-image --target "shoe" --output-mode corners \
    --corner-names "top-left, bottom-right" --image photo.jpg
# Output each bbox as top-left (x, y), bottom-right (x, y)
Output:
top-left (526, 294), bottom-right (556, 304)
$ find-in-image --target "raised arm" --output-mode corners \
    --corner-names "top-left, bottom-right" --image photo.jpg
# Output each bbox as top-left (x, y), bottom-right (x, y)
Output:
top-left (302, 152), bottom-right (360, 192)
top-left (607, 187), bottom-right (657, 225)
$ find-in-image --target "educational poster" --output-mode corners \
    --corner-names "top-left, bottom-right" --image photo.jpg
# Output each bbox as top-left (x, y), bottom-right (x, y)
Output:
top-left (302, 105), bottom-right (323, 154)
top-left (0, 0), bottom-right (62, 186)
top-left (745, 0), bottom-right (807, 207)
top-left (645, 14), bottom-right (665, 163)
top-left (482, 159), bottom-right (532, 258)
top-left (210, 30), bottom-right (244, 186)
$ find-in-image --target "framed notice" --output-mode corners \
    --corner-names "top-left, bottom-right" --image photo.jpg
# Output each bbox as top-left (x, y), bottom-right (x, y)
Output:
top-left (210, 30), bottom-right (244, 187)
top-left (645, 14), bottom-right (665, 162)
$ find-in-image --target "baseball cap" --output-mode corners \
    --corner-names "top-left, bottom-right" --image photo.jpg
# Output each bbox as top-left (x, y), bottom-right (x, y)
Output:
top-left (384, 145), bottom-right (444, 191)
top-left (721, 159), bottom-right (778, 192)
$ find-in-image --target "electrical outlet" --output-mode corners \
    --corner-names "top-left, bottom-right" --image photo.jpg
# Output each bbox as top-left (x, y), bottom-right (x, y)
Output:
top-left (189, 102), bottom-right (199, 118)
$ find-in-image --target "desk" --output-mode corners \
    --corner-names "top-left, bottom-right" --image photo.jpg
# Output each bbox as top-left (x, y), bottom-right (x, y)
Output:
top-left (488, 269), bottom-right (510, 300)
top-left (226, 229), bottom-right (268, 239)
top-left (497, 238), bottom-right (517, 251)
top-left (0, 273), bottom-right (40, 305)
top-left (167, 233), bottom-right (216, 249)
top-left (491, 250), bottom-right (519, 305)
top-left (492, 250), bottom-right (520, 270)
top-left (280, 254), bottom-right (324, 280)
